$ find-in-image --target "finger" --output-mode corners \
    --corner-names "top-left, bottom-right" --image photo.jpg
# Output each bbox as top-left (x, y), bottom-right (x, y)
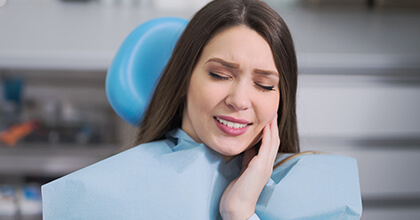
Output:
top-left (256, 123), bottom-right (272, 160)
top-left (258, 114), bottom-right (279, 164)
top-left (269, 114), bottom-right (280, 162)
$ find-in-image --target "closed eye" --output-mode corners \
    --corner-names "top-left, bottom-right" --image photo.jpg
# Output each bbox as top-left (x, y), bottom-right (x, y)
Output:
top-left (209, 72), bottom-right (230, 80)
top-left (255, 83), bottom-right (275, 91)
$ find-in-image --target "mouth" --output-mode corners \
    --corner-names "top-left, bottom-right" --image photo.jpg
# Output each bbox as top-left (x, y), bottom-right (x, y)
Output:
top-left (213, 116), bottom-right (252, 136)
top-left (214, 117), bottom-right (249, 128)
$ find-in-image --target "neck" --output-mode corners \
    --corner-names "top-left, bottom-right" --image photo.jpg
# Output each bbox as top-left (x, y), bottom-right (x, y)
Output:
top-left (222, 154), bottom-right (234, 163)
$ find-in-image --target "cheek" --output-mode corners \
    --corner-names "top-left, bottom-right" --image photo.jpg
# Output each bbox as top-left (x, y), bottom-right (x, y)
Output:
top-left (188, 78), bottom-right (222, 117)
top-left (255, 94), bottom-right (279, 125)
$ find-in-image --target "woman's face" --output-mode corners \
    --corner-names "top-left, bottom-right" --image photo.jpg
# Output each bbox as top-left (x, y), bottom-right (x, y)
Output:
top-left (182, 25), bottom-right (280, 160)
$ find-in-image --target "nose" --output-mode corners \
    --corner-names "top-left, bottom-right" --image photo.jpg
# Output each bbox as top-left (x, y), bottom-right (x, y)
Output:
top-left (225, 81), bottom-right (251, 111)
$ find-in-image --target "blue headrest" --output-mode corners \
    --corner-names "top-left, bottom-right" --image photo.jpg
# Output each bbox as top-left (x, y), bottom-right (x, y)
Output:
top-left (106, 17), bottom-right (188, 127)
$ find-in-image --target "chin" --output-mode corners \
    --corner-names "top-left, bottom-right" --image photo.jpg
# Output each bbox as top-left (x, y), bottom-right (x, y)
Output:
top-left (212, 140), bottom-right (249, 157)
top-left (220, 149), bottom-right (243, 157)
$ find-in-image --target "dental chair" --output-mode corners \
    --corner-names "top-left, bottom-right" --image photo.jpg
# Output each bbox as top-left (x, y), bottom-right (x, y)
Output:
top-left (42, 17), bottom-right (362, 220)
top-left (106, 17), bottom-right (188, 126)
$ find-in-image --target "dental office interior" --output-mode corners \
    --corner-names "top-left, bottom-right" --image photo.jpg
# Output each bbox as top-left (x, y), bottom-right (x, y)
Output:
top-left (0, 0), bottom-right (419, 219)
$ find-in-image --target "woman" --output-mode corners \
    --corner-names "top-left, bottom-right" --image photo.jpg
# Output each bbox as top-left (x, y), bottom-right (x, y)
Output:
top-left (136, 0), bottom-right (297, 218)
top-left (42, 0), bottom-right (362, 219)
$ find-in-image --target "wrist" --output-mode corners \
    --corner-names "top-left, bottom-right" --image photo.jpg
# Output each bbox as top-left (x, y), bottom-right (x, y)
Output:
top-left (221, 211), bottom-right (255, 220)
top-left (220, 201), bottom-right (255, 220)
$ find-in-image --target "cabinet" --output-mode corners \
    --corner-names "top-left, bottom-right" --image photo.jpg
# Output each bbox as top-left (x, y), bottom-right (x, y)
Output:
top-left (0, 69), bottom-right (121, 174)
top-left (0, 69), bottom-right (129, 219)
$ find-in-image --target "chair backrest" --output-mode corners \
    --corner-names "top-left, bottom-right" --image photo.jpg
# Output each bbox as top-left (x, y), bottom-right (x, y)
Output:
top-left (106, 17), bottom-right (188, 127)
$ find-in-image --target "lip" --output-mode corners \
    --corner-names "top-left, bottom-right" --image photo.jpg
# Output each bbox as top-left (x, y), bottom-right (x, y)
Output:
top-left (213, 115), bottom-right (252, 136)
top-left (214, 115), bottom-right (252, 125)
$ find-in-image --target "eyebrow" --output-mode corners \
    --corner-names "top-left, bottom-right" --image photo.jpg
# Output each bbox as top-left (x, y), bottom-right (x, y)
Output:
top-left (254, 69), bottom-right (279, 77)
top-left (206, 58), bottom-right (239, 69)
top-left (206, 57), bottom-right (279, 77)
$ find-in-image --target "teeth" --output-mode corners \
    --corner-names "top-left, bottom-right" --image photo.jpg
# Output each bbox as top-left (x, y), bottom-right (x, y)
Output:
top-left (216, 117), bottom-right (248, 129)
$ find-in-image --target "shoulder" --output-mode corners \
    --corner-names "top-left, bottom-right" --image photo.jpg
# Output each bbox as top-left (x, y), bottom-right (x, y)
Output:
top-left (256, 153), bottom-right (362, 219)
top-left (43, 139), bottom-right (174, 186)
top-left (271, 152), bottom-right (360, 191)
top-left (41, 138), bottom-right (225, 219)
top-left (274, 153), bottom-right (358, 172)
top-left (89, 139), bottom-right (174, 168)
top-left (41, 139), bottom-right (177, 219)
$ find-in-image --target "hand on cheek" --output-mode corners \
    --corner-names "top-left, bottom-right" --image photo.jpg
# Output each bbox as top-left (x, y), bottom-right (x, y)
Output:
top-left (219, 114), bottom-right (280, 220)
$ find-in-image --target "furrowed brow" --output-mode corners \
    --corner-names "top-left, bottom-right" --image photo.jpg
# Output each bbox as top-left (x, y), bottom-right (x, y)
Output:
top-left (206, 58), bottom-right (239, 69)
top-left (254, 69), bottom-right (279, 77)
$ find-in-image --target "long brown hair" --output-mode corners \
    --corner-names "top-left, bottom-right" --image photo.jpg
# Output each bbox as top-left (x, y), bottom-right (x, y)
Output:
top-left (134, 0), bottom-right (299, 154)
